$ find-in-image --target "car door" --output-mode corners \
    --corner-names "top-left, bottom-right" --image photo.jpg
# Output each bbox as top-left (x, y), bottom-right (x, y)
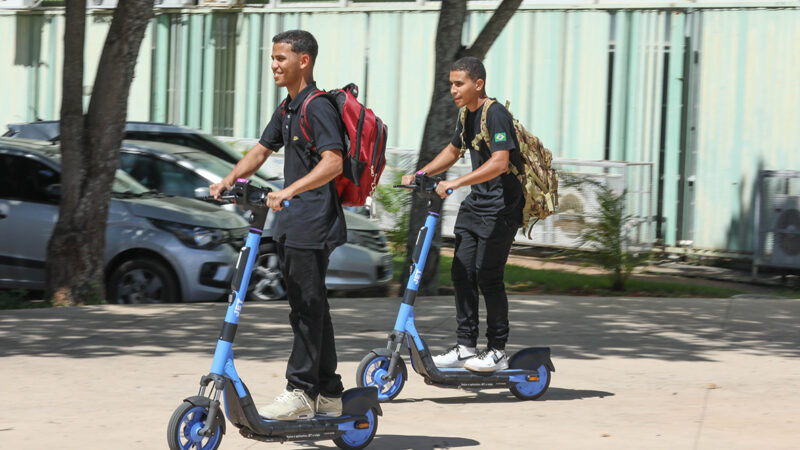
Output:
top-left (0, 153), bottom-right (60, 288)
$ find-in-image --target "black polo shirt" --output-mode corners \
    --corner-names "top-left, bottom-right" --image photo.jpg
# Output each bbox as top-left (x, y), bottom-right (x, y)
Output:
top-left (259, 82), bottom-right (346, 250)
top-left (451, 101), bottom-right (524, 234)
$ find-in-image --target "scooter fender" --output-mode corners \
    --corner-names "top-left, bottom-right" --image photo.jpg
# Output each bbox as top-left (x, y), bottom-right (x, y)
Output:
top-left (341, 387), bottom-right (383, 417)
top-left (508, 347), bottom-right (556, 372)
top-left (183, 395), bottom-right (227, 435)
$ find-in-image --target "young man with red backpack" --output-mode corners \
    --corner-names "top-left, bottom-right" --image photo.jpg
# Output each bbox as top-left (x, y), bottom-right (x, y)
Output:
top-left (402, 56), bottom-right (523, 373)
top-left (210, 30), bottom-right (346, 421)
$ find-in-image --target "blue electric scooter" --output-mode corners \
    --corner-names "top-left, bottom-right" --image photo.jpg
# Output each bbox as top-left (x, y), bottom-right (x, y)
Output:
top-left (167, 179), bottom-right (381, 450)
top-left (356, 174), bottom-right (555, 402)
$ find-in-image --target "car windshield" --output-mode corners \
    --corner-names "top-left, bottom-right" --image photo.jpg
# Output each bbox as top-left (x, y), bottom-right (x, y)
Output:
top-left (198, 134), bottom-right (281, 180)
top-left (187, 154), bottom-right (279, 191)
top-left (112, 169), bottom-right (150, 194)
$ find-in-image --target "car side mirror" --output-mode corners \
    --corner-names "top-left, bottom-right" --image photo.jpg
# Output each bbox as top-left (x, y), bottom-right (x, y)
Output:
top-left (194, 187), bottom-right (210, 199)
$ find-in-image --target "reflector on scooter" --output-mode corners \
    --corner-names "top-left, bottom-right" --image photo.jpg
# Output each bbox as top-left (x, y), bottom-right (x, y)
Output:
top-left (526, 375), bottom-right (539, 382)
top-left (356, 421), bottom-right (370, 429)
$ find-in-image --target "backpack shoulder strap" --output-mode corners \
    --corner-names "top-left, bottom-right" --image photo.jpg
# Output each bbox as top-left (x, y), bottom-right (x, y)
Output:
top-left (458, 107), bottom-right (468, 158)
top-left (471, 98), bottom-right (498, 153)
top-left (298, 90), bottom-right (333, 148)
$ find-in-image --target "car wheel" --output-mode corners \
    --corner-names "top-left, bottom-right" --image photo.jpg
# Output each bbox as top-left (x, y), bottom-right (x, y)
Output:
top-left (248, 244), bottom-right (286, 301)
top-left (107, 257), bottom-right (179, 304)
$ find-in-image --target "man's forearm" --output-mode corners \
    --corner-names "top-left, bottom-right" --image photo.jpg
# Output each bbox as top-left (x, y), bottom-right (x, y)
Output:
top-left (452, 157), bottom-right (507, 188)
top-left (224, 143), bottom-right (272, 184)
top-left (284, 151), bottom-right (343, 197)
top-left (419, 143), bottom-right (461, 176)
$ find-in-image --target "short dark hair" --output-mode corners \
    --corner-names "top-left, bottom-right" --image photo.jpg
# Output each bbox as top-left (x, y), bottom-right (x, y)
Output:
top-left (272, 30), bottom-right (319, 63)
top-left (451, 56), bottom-right (486, 83)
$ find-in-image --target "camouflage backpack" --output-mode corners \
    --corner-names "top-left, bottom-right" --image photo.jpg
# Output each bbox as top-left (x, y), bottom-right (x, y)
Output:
top-left (459, 98), bottom-right (559, 238)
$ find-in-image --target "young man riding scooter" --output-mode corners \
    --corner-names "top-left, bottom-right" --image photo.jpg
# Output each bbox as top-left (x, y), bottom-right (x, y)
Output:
top-left (402, 56), bottom-right (523, 372)
top-left (210, 30), bottom-right (347, 420)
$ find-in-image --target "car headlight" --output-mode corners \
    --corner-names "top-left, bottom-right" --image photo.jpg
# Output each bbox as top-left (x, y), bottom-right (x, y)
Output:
top-left (151, 219), bottom-right (227, 250)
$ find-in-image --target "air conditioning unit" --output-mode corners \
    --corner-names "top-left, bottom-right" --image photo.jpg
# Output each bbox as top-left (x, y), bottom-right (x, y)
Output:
top-left (87, 0), bottom-right (117, 8)
top-left (198, 0), bottom-right (242, 7)
top-left (0, 0), bottom-right (42, 9)
top-left (155, 0), bottom-right (197, 7)
top-left (770, 195), bottom-right (800, 267)
top-left (754, 170), bottom-right (800, 274)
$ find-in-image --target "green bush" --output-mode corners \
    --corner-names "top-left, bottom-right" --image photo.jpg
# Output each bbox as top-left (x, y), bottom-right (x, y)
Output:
top-left (567, 176), bottom-right (651, 291)
top-left (375, 162), bottom-right (412, 255)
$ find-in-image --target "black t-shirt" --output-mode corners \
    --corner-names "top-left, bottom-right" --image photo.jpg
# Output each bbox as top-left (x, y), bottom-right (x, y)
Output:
top-left (259, 82), bottom-right (347, 250)
top-left (451, 101), bottom-right (524, 230)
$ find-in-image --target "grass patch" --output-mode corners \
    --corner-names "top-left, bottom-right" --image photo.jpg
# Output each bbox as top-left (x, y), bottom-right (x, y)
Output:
top-left (0, 289), bottom-right (52, 310)
top-left (395, 256), bottom-right (746, 298)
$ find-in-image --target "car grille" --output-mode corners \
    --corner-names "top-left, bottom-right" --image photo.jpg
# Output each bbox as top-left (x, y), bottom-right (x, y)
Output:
top-left (348, 229), bottom-right (389, 253)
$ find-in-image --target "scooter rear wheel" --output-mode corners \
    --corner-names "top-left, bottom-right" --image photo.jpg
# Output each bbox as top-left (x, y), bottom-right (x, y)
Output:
top-left (509, 364), bottom-right (551, 401)
top-left (356, 350), bottom-right (407, 402)
top-left (167, 401), bottom-right (223, 450)
top-left (333, 407), bottom-right (379, 450)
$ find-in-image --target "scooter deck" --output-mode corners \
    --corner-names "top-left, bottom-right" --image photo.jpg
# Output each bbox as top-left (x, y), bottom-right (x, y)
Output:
top-left (224, 378), bottom-right (378, 440)
top-left (238, 414), bottom-right (370, 443)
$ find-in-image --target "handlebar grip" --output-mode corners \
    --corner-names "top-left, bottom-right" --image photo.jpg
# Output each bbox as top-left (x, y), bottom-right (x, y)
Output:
top-left (446, 188), bottom-right (453, 195)
top-left (282, 200), bottom-right (290, 207)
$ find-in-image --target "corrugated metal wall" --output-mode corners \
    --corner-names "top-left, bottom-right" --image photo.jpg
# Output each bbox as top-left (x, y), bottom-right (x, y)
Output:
top-left (691, 9), bottom-right (800, 252)
top-left (1, 6), bottom-right (799, 254)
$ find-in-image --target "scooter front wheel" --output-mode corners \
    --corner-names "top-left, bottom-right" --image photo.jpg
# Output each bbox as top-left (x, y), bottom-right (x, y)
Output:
top-left (333, 407), bottom-right (379, 450)
top-left (167, 401), bottom-right (223, 450)
top-left (509, 364), bottom-right (551, 401)
top-left (356, 349), bottom-right (407, 402)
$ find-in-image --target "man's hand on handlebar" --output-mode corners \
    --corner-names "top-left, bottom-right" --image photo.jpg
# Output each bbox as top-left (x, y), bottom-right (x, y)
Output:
top-left (266, 189), bottom-right (292, 212)
top-left (401, 173), bottom-right (416, 186)
top-left (209, 179), bottom-right (233, 200)
top-left (435, 179), bottom-right (456, 199)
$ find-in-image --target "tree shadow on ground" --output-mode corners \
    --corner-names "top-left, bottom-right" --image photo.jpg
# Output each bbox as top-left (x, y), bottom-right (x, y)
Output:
top-left (391, 387), bottom-right (613, 404)
top-left (292, 434), bottom-right (480, 449)
top-left (0, 295), bottom-right (798, 363)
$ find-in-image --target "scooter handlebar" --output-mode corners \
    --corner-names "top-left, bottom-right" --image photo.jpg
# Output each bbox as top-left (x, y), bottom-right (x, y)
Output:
top-left (393, 181), bottom-right (453, 195)
top-left (194, 181), bottom-right (289, 208)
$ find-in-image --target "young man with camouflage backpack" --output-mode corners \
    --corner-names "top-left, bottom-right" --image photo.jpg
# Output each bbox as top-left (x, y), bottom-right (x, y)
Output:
top-left (402, 56), bottom-right (556, 372)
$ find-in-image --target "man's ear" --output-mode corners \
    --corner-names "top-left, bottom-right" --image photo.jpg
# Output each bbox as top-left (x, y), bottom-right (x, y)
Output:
top-left (300, 53), bottom-right (312, 70)
top-left (476, 78), bottom-right (485, 92)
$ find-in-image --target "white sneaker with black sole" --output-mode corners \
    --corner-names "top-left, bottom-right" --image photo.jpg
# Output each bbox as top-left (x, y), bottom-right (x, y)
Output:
top-left (432, 344), bottom-right (477, 368)
top-left (463, 348), bottom-right (508, 372)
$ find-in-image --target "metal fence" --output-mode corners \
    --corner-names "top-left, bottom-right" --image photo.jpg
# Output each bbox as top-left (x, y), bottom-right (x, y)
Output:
top-left (374, 147), bottom-right (655, 250)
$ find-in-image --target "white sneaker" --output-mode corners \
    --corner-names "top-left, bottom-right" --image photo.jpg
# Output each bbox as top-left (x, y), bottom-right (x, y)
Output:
top-left (433, 344), bottom-right (477, 368)
top-left (463, 348), bottom-right (508, 372)
top-left (315, 394), bottom-right (342, 417)
top-left (258, 389), bottom-right (315, 421)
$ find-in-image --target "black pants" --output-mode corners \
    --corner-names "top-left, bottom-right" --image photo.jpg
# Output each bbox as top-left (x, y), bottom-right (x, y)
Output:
top-left (278, 243), bottom-right (343, 399)
top-left (451, 217), bottom-right (517, 351)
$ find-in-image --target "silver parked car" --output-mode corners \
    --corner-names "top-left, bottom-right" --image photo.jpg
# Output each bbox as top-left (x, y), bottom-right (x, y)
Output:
top-left (0, 138), bottom-right (250, 303)
top-left (116, 140), bottom-right (393, 300)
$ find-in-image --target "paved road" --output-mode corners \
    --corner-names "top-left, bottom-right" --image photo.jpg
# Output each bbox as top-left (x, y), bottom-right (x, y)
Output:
top-left (1, 294), bottom-right (799, 449)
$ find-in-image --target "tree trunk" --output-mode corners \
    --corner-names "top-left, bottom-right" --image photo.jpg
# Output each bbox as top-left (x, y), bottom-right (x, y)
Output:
top-left (401, 0), bottom-right (523, 295)
top-left (47, 1), bottom-right (154, 306)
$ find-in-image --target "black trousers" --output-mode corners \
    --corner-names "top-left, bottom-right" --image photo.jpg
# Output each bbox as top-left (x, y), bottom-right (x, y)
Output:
top-left (451, 216), bottom-right (517, 351)
top-left (278, 243), bottom-right (343, 399)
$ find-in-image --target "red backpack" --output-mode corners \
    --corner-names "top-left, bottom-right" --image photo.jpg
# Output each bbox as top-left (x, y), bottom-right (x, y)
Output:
top-left (297, 83), bottom-right (388, 207)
